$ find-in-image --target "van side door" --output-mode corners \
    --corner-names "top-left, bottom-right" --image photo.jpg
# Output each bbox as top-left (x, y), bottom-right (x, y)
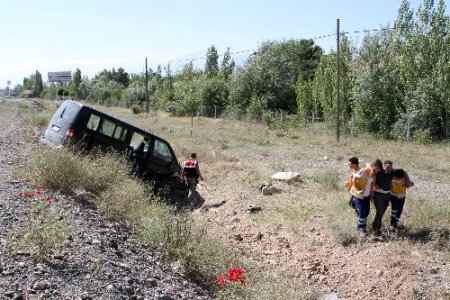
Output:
top-left (146, 138), bottom-right (178, 176)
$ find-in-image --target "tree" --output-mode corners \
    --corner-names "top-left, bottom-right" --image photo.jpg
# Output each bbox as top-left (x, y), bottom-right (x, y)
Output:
top-left (71, 68), bottom-right (82, 98)
top-left (229, 39), bottom-right (323, 116)
top-left (34, 70), bottom-right (43, 97)
top-left (205, 45), bottom-right (219, 78)
top-left (220, 48), bottom-right (235, 80)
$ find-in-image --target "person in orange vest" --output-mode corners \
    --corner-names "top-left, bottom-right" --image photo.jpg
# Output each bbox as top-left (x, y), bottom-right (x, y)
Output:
top-left (389, 167), bottom-right (414, 232)
top-left (183, 153), bottom-right (204, 202)
top-left (348, 157), bottom-right (379, 236)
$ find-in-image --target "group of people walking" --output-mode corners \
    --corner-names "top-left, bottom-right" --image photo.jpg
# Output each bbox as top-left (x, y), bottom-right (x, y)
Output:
top-left (346, 157), bottom-right (414, 237)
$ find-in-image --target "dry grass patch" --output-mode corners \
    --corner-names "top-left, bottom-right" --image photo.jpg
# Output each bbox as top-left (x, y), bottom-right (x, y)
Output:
top-left (98, 178), bottom-right (148, 226)
top-left (139, 202), bottom-right (242, 285)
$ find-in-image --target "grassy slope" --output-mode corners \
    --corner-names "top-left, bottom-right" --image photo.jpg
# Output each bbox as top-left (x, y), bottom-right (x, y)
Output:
top-left (41, 102), bottom-right (450, 299)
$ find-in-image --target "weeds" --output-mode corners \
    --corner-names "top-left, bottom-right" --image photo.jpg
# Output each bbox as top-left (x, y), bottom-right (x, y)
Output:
top-left (140, 203), bottom-right (240, 284)
top-left (317, 168), bottom-right (340, 191)
top-left (98, 178), bottom-right (148, 226)
top-left (23, 145), bottom-right (85, 193)
top-left (15, 189), bottom-right (70, 260)
top-left (328, 193), bottom-right (358, 246)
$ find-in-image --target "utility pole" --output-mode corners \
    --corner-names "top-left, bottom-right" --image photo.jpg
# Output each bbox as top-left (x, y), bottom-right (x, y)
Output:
top-left (145, 57), bottom-right (149, 114)
top-left (336, 18), bottom-right (341, 143)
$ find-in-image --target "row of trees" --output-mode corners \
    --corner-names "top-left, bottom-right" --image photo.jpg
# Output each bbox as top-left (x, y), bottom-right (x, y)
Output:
top-left (15, 0), bottom-right (450, 141)
top-left (298, 0), bottom-right (450, 141)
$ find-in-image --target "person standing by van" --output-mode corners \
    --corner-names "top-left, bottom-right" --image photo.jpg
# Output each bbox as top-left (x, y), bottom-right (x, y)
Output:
top-left (132, 136), bottom-right (150, 176)
top-left (183, 153), bottom-right (204, 202)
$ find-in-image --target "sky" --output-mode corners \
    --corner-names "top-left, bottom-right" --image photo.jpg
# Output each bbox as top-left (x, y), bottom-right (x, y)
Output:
top-left (0, 0), bottom-right (427, 88)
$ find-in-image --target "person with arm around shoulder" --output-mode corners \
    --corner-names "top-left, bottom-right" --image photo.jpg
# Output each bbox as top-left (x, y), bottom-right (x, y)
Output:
top-left (372, 159), bottom-right (392, 236)
top-left (389, 167), bottom-right (414, 232)
top-left (348, 157), bottom-right (379, 236)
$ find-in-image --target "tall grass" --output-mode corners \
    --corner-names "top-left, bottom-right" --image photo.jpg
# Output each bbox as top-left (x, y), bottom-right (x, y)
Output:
top-left (20, 144), bottom-right (242, 289)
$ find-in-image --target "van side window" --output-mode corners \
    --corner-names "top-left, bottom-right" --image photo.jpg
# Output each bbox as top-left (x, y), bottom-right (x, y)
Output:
top-left (113, 126), bottom-right (127, 142)
top-left (99, 119), bottom-right (127, 142)
top-left (100, 119), bottom-right (116, 136)
top-left (153, 139), bottom-right (173, 162)
top-left (87, 114), bottom-right (100, 131)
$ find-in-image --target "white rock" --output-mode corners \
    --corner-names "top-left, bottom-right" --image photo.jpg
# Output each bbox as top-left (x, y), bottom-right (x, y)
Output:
top-left (271, 172), bottom-right (300, 182)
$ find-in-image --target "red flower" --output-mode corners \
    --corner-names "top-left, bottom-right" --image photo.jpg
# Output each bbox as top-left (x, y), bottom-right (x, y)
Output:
top-left (227, 268), bottom-right (245, 285)
top-left (45, 195), bottom-right (53, 202)
top-left (217, 274), bottom-right (226, 290)
top-left (35, 188), bottom-right (43, 196)
top-left (18, 191), bottom-right (24, 197)
top-left (31, 131), bottom-right (37, 137)
top-left (27, 192), bottom-right (34, 198)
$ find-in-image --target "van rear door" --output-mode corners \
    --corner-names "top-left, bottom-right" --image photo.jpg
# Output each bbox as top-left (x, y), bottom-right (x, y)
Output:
top-left (43, 101), bottom-right (82, 146)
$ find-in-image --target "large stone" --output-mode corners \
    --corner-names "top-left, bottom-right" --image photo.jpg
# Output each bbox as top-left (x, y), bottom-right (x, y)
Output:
top-left (271, 172), bottom-right (300, 182)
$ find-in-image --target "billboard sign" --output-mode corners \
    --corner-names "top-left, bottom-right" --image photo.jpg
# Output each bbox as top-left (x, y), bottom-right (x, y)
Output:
top-left (48, 71), bottom-right (72, 83)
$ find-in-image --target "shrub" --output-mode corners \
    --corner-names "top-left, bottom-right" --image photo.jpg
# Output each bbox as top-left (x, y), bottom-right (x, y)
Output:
top-left (132, 105), bottom-right (144, 114)
top-left (81, 151), bottom-right (131, 194)
top-left (23, 146), bottom-right (85, 193)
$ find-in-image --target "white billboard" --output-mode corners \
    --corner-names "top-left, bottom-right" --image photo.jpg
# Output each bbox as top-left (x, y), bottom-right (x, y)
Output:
top-left (48, 71), bottom-right (72, 83)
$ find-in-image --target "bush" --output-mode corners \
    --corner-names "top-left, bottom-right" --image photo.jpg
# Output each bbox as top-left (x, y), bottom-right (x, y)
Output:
top-left (132, 105), bottom-right (144, 114)
top-left (23, 146), bottom-right (85, 193)
top-left (81, 151), bottom-right (130, 193)
top-left (23, 146), bottom-right (131, 195)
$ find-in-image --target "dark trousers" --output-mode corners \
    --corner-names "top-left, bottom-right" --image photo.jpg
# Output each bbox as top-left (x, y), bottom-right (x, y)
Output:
top-left (350, 196), bottom-right (371, 232)
top-left (372, 192), bottom-right (391, 234)
top-left (390, 196), bottom-right (406, 228)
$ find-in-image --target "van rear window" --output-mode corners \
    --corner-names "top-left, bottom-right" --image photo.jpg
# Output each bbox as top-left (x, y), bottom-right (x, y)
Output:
top-left (58, 102), bottom-right (80, 122)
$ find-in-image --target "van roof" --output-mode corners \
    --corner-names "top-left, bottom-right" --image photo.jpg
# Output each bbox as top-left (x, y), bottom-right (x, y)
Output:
top-left (64, 100), bottom-right (169, 143)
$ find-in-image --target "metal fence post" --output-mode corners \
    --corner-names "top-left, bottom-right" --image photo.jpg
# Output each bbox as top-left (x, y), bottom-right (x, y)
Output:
top-left (406, 115), bottom-right (411, 143)
top-left (351, 113), bottom-right (355, 137)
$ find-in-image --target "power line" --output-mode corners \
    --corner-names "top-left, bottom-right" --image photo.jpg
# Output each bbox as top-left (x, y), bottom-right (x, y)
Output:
top-left (144, 25), bottom-right (395, 69)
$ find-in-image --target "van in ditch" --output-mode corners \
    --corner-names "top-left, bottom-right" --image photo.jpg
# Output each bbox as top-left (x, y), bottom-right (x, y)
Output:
top-left (41, 100), bottom-right (187, 203)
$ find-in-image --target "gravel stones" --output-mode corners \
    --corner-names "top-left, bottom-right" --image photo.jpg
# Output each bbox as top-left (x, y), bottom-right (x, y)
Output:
top-left (0, 100), bottom-right (212, 299)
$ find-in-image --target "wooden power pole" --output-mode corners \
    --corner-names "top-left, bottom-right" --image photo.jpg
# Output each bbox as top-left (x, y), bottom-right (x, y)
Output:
top-left (336, 19), bottom-right (341, 143)
top-left (145, 57), bottom-right (149, 114)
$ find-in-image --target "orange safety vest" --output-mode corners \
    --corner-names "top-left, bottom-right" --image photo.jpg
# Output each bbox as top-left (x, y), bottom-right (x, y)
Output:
top-left (349, 167), bottom-right (372, 199)
top-left (391, 177), bottom-right (407, 199)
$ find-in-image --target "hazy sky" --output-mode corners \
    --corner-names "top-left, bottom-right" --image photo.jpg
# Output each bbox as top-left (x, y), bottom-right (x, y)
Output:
top-left (0, 0), bottom-right (426, 88)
